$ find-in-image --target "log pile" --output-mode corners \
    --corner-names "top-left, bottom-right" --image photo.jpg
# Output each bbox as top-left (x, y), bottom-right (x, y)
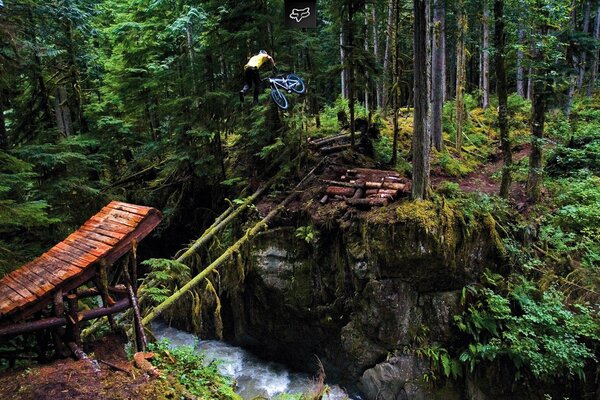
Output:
top-left (321, 168), bottom-right (411, 208)
top-left (307, 133), bottom-right (352, 154)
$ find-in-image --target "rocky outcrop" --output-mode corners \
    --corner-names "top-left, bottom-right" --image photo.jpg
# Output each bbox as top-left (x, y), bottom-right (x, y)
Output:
top-left (212, 199), bottom-right (503, 398)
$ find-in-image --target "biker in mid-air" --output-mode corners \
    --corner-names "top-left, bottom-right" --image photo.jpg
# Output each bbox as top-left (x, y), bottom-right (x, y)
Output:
top-left (240, 50), bottom-right (276, 105)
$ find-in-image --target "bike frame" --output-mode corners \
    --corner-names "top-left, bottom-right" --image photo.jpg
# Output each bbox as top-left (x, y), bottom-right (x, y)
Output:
top-left (266, 76), bottom-right (300, 92)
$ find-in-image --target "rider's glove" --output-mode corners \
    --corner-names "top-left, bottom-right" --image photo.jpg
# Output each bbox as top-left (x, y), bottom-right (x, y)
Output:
top-left (272, 66), bottom-right (278, 73)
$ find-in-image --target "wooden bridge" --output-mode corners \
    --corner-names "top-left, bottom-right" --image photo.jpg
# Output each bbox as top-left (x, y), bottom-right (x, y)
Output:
top-left (0, 201), bottom-right (161, 364)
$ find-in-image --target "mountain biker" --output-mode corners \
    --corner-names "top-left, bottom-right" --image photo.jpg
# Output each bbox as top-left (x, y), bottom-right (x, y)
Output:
top-left (240, 50), bottom-right (276, 104)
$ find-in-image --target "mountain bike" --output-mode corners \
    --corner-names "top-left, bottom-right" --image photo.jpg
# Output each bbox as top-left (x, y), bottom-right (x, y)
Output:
top-left (264, 73), bottom-right (305, 110)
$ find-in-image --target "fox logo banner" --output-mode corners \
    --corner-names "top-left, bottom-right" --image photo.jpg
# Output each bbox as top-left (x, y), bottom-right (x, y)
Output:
top-left (285, 0), bottom-right (316, 28)
top-left (289, 7), bottom-right (310, 22)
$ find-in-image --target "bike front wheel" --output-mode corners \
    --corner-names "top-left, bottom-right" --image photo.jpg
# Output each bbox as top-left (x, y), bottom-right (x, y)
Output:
top-left (287, 74), bottom-right (305, 94)
top-left (271, 88), bottom-right (289, 110)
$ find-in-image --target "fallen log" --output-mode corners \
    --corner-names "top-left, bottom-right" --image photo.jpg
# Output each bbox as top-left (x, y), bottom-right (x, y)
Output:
top-left (320, 143), bottom-right (351, 154)
top-left (98, 359), bottom-right (131, 374)
top-left (367, 193), bottom-right (394, 200)
top-left (308, 133), bottom-right (351, 147)
top-left (0, 298), bottom-right (131, 337)
top-left (365, 189), bottom-right (399, 197)
top-left (346, 197), bottom-right (389, 207)
top-left (350, 180), bottom-right (406, 190)
top-left (321, 179), bottom-right (365, 189)
top-left (68, 342), bottom-right (101, 374)
top-left (347, 168), bottom-right (401, 177)
top-left (325, 186), bottom-right (355, 197)
top-left (140, 158), bottom-right (325, 328)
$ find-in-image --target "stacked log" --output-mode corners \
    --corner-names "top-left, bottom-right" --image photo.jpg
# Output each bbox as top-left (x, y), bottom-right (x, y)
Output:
top-left (308, 133), bottom-right (352, 154)
top-left (320, 168), bottom-right (412, 208)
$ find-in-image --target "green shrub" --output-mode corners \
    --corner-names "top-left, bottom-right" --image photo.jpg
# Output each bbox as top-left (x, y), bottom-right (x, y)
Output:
top-left (455, 275), bottom-right (599, 381)
top-left (148, 339), bottom-right (240, 399)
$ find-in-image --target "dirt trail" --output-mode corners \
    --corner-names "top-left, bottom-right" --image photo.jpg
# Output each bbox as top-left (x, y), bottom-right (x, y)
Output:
top-left (433, 144), bottom-right (531, 205)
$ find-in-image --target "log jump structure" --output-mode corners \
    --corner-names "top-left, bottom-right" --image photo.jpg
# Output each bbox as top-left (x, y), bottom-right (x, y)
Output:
top-left (0, 201), bottom-right (161, 365)
top-left (320, 167), bottom-right (412, 207)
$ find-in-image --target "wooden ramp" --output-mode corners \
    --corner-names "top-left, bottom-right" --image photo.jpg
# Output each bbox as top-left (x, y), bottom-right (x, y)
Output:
top-left (0, 201), bottom-right (162, 326)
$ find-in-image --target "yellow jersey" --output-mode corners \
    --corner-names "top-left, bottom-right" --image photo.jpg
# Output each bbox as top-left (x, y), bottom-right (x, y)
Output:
top-left (245, 54), bottom-right (270, 69)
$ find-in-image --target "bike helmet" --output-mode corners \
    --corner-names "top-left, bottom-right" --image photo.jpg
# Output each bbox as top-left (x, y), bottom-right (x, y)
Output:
top-left (259, 50), bottom-right (267, 54)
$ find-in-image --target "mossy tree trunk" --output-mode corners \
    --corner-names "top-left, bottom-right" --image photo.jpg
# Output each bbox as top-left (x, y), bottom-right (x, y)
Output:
top-left (455, 0), bottom-right (467, 156)
top-left (432, 0), bottom-right (446, 151)
top-left (495, 0), bottom-right (512, 198)
top-left (412, 0), bottom-right (431, 200)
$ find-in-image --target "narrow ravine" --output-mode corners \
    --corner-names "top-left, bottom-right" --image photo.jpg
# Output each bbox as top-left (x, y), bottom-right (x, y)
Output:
top-left (153, 321), bottom-right (359, 400)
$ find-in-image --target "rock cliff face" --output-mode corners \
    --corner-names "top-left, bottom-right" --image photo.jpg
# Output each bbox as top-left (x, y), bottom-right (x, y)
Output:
top-left (217, 200), bottom-right (503, 398)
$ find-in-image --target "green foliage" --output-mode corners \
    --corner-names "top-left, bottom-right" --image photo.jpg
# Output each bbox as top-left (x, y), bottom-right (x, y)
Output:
top-left (0, 152), bottom-right (59, 275)
top-left (141, 258), bottom-right (191, 303)
top-left (147, 339), bottom-right (240, 399)
top-left (295, 225), bottom-right (318, 244)
top-left (455, 274), bottom-right (599, 381)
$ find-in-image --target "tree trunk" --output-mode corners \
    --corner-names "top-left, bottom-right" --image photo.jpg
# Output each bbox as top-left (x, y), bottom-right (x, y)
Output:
top-left (527, 82), bottom-right (545, 203)
top-left (0, 91), bottom-right (7, 150)
top-left (391, 0), bottom-right (401, 165)
top-left (455, 0), bottom-right (467, 156)
top-left (565, 0), bottom-right (578, 116)
top-left (527, 67), bottom-right (534, 99)
top-left (340, 29), bottom-right (348, 98)
top-left (495, 0), bottom-right (512, 198)
top-left (516, 24), bottom-right (526, 97)
top-left (347, 2), bottom-right (356, 149)
top-left (373, 5), bottom-right (383, 109)
top-left (432, 0), bottom-right (445, 151)
top-left (412, 0), bottom-right (431, 200)
top-left (54, 86), bottom-right (74, 138)
top-left (481, 0), bottom-right (490, 109)
top-left (588, 4), bottom-right (600, 96)
top-left (383, 0), bottom-right (395, 115)
top-left (578, 0), bottom-right (591, 88)
top-left (364, 12), bottom-right (370, 114)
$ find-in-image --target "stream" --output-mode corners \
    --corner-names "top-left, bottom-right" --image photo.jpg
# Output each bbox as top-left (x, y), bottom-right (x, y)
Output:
top-left (153, 320), bottom-right (358, 399)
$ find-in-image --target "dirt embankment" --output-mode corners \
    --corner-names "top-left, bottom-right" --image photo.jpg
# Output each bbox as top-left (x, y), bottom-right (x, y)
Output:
top-left (0, 334), bottom-right (180, 400)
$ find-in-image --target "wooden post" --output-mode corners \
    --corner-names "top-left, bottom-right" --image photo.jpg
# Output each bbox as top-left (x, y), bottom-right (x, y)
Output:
top-left (66, 294), bottom-right (81, 346)
top-left (123, 255), bottom-right (147, 352)
top-left (94, 259), bottom-right (116, 330)
top-left (52, 289), bottom-right (69, 357)
top-left (131, 240), bottom-right (138, 292)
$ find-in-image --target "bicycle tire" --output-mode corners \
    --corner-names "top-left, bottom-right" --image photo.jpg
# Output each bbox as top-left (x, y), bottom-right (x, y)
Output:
top-left (271, 88), bottom-right (289, 110)
top-left (287, 74), bottom-right (305, 94)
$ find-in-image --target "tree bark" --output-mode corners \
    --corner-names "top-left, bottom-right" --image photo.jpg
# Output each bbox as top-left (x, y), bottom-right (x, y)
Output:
top-left (412, 0), bottom-right (431, 200)
top-left (517, 24), bottom-right (526, 97)
top-left (527, 82), bottom-right (545, 202)
top-left (0, 91), bottom-right (7, 150)
top-left (455, 0), bottom-right (467, 156)
top-left (347, 2), bottom-right (356, 149)
top-left (481, 0), bottom-right (490, 109)
top-left (578, 0), bottom-right (591, 88)
top-left (432, 0), bottom-right (445, 151)
top-left (527, 67), bottom-right (534, 99)
top-left (383, 0), bottom-right (395, 115)
top-left (495, 0), bottom-right (512, 198)
top-left (373, 5), bottom-right (383, 109)
top-left (340, 29), bottom-right (348, 98)
top-left (588, 4), bottom-right (600, 96)
top-left (54, 86), bottom-right (74, 138)
top-left (565, 0), bottom-right (578, 116)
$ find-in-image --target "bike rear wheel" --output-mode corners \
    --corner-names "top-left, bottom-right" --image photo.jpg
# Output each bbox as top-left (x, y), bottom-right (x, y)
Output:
top-left (271, 87), bottom-right (289, 110)
top-left (287, 74), bottom-right (305, 94)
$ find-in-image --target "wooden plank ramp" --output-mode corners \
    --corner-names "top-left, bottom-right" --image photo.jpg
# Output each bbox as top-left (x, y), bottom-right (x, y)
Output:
top-left (0, 201), bottom-right (162, 325)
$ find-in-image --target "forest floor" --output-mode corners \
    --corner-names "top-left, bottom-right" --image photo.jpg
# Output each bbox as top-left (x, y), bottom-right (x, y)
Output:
top-left (431, 143), bottom-right (533, 210)
top-left (0, 334), bottom-right (177, 400)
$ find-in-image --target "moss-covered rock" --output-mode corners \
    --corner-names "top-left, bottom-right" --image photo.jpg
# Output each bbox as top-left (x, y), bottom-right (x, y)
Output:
top-left (208, 198), bottom-right (503, 394)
